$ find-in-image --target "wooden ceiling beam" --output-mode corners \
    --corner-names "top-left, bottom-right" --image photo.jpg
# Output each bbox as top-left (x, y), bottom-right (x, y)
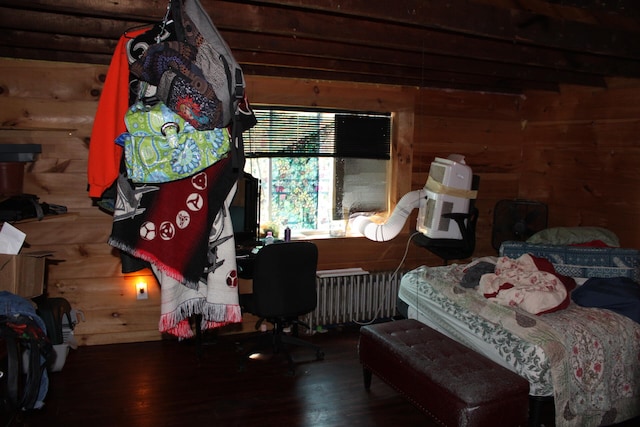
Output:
top-left (202, 3), bottom-right (639, 78)
top-left (0, 0), bottom-right (165, 22)
top-left (0, 7), bottom-right (142, 40)
top-left (224, 32), bottom-right (607, 88)
top-left (234, 50), bottom-right (550, 90)
top-left (0, 2), bottom-right (620, 80)
top-left (0, 25), bottom-right (607, 89)
top-left (471, 0), bottom-right (640, 29)
top-left (0, 27), bottom-right (557, 93)
top-left (5, 0), bottom-right (639, 59)
top-left (0, 30), bottom-right (115, 57)
top-left (241, 64), bottom-right (559, 93)
top-left (0, 0), bottom-right (637, 94)
top-left (4, 1), bottom-right (639, 77)
top-left (234, 0), bottom-right (640, 58)
top-left (0, 46), bottom-right (110, 66)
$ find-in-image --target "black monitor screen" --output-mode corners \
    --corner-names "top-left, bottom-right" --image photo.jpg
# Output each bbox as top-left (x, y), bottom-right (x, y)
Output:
top-left (231, 172), bottom-right (260, 245)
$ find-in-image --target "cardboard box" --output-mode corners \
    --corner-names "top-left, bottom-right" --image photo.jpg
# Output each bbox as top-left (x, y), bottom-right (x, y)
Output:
top-left (0, 251), bottom-right (50, 298)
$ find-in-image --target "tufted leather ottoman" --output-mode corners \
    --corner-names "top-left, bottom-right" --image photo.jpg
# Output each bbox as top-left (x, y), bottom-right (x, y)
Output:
top-left (359, 319), bottom-right (530, 427)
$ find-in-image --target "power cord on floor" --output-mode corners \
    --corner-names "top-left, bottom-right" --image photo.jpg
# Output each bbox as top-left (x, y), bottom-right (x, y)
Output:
top-left (352, 231), bottom-right (421, 326)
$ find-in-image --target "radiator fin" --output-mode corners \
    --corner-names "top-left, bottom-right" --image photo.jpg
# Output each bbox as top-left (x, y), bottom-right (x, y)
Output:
top-left (302, 271), bottom-right (402, 331)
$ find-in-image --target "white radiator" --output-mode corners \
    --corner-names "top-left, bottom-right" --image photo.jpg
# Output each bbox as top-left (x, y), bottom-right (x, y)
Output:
top-left (302, 270), bottom-right (403, 331)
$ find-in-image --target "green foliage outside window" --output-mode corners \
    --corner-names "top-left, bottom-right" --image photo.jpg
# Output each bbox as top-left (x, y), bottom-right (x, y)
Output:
top-left (270, 157), bottom-right (320, 230)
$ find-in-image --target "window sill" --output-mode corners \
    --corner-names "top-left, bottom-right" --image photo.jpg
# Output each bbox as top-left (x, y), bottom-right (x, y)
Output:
top-left (294, 230), bottom-right (356, 240)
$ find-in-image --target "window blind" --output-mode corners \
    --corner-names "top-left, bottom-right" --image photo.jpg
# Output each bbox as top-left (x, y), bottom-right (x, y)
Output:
top-left (243, 108), bottom-right (391, 159)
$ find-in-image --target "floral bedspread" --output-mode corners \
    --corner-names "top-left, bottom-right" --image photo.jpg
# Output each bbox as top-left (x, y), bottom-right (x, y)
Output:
top-left (398, 264), bottom-right (640, 427)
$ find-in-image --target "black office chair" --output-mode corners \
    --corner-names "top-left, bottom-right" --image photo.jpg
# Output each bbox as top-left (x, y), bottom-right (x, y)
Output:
top-left (413, 175), bottom-right (480, 265)
top-left (238, 241), bottom-right (324, 374)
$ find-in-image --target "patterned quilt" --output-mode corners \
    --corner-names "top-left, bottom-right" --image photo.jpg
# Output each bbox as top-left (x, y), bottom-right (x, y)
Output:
top-left (398, 264), bottom-right (640, 427)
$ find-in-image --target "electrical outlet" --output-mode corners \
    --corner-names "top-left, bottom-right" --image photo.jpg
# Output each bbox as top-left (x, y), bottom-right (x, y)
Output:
top-left (136, 282), bottom-right (148, 300)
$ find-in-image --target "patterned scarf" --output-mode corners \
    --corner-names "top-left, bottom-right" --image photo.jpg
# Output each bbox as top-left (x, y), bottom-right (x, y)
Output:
top-left (109, 156), bottom-right (236, 289)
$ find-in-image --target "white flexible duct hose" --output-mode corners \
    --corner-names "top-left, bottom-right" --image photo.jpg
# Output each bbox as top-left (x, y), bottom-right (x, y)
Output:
top-left (352, 189), bottom-right (425, 241)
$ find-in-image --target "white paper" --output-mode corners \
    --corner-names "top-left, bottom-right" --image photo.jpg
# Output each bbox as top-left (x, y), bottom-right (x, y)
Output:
top-left (0, 223), bottom-right (26, 255)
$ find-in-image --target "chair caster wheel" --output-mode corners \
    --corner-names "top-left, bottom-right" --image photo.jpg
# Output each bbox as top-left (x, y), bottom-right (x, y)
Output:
top-left (316, 350), bottom-right (325, 360)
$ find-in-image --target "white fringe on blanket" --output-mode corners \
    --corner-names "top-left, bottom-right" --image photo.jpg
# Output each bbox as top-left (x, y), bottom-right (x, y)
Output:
top-left (155, 187), bottom-right (242, 338)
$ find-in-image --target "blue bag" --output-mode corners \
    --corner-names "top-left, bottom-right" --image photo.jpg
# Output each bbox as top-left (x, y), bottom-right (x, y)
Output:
top-left (572, 277), bottom-right (640, 323)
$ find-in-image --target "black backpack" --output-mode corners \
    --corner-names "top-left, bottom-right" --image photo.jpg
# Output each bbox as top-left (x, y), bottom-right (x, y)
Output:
top-left (0, 194), bottom-right (67, 222)
top-left (0, 314), bottom-right (53, 415)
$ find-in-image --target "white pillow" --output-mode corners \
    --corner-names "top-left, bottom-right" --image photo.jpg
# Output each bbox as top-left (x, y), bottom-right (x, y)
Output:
top-left (526, 227), bottom-right (620, 247)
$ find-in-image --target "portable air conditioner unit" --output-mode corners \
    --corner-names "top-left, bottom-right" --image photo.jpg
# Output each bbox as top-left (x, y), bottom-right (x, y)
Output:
top-left (417, 154), bottom-right (473, 239)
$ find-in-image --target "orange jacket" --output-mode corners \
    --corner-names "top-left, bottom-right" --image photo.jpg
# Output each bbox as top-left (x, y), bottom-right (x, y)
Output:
top-left (87, 28), bottom-right (147, 198)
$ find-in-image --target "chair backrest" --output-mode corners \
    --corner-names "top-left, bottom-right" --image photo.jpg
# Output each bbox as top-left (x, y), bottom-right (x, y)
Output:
top-left (251, 241), bottom-right (318, 318)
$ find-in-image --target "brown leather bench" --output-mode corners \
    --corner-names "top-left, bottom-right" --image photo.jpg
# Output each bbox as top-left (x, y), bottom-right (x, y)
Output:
top-left (359, 319), bottom-right (530, 427)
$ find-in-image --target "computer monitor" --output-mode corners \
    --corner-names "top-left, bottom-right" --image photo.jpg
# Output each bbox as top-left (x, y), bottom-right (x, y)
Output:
top-left (230, 172), bottom-right (260, 245)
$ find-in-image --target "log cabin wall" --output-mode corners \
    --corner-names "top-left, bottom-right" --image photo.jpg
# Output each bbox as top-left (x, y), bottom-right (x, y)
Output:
top-left (411, 88), bottom-right (527, 258)
top-left (1, 57), bottom-right (639, 345)
top-left (519, 80), bottom-right (640, 249)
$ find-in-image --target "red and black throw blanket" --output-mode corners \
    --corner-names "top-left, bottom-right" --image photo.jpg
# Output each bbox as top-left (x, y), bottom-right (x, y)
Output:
top-left (109, 155), bottom-right (236, 289)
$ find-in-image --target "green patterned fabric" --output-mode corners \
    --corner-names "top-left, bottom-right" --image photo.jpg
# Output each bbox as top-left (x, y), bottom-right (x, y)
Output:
top-left (526, 226), bottom-right (620, 247)
top-left (123, 101), bottom-right (230, 183)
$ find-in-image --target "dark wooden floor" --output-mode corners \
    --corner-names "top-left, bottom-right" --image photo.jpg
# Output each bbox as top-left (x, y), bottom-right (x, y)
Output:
top-left (4, 324), bottom-right (639, 427)
top-left (8, 325), bottom-right (437, 427)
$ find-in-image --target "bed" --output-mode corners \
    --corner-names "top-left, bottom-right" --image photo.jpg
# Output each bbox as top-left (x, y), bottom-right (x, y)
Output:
top-left (397, 233), bottom-right (640, 427)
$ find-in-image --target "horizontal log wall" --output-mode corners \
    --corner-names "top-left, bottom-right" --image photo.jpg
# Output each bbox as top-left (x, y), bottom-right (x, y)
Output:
top-left (1, 58), bottom-right (639, 345)
top-left (412, 89), bottom-right (526, 257)
top-left (520, 79), bottom-right (640, 249)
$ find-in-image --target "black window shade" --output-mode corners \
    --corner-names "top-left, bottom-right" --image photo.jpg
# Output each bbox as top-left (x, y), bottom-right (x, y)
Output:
top-left (244, 108), bottom-right (391, 160)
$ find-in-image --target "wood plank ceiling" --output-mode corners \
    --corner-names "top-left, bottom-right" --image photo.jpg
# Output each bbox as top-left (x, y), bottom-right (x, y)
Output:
top-left (1, 0), bottom-right (639, 94)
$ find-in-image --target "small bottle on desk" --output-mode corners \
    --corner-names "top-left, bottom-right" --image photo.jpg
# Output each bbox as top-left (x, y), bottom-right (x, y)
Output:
top-left (264, 231), bottom-right (274, 245)
top-left (284, 227), bottom-right (291, 242)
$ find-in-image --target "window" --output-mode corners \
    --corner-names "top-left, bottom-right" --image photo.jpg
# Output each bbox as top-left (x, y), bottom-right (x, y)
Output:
top-left (243, 108), bottom-right (391, 238)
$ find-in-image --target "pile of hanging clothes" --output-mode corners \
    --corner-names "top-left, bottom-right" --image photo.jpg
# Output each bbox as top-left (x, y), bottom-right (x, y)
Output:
top-left (87, 0), bottom-right (256, 338)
